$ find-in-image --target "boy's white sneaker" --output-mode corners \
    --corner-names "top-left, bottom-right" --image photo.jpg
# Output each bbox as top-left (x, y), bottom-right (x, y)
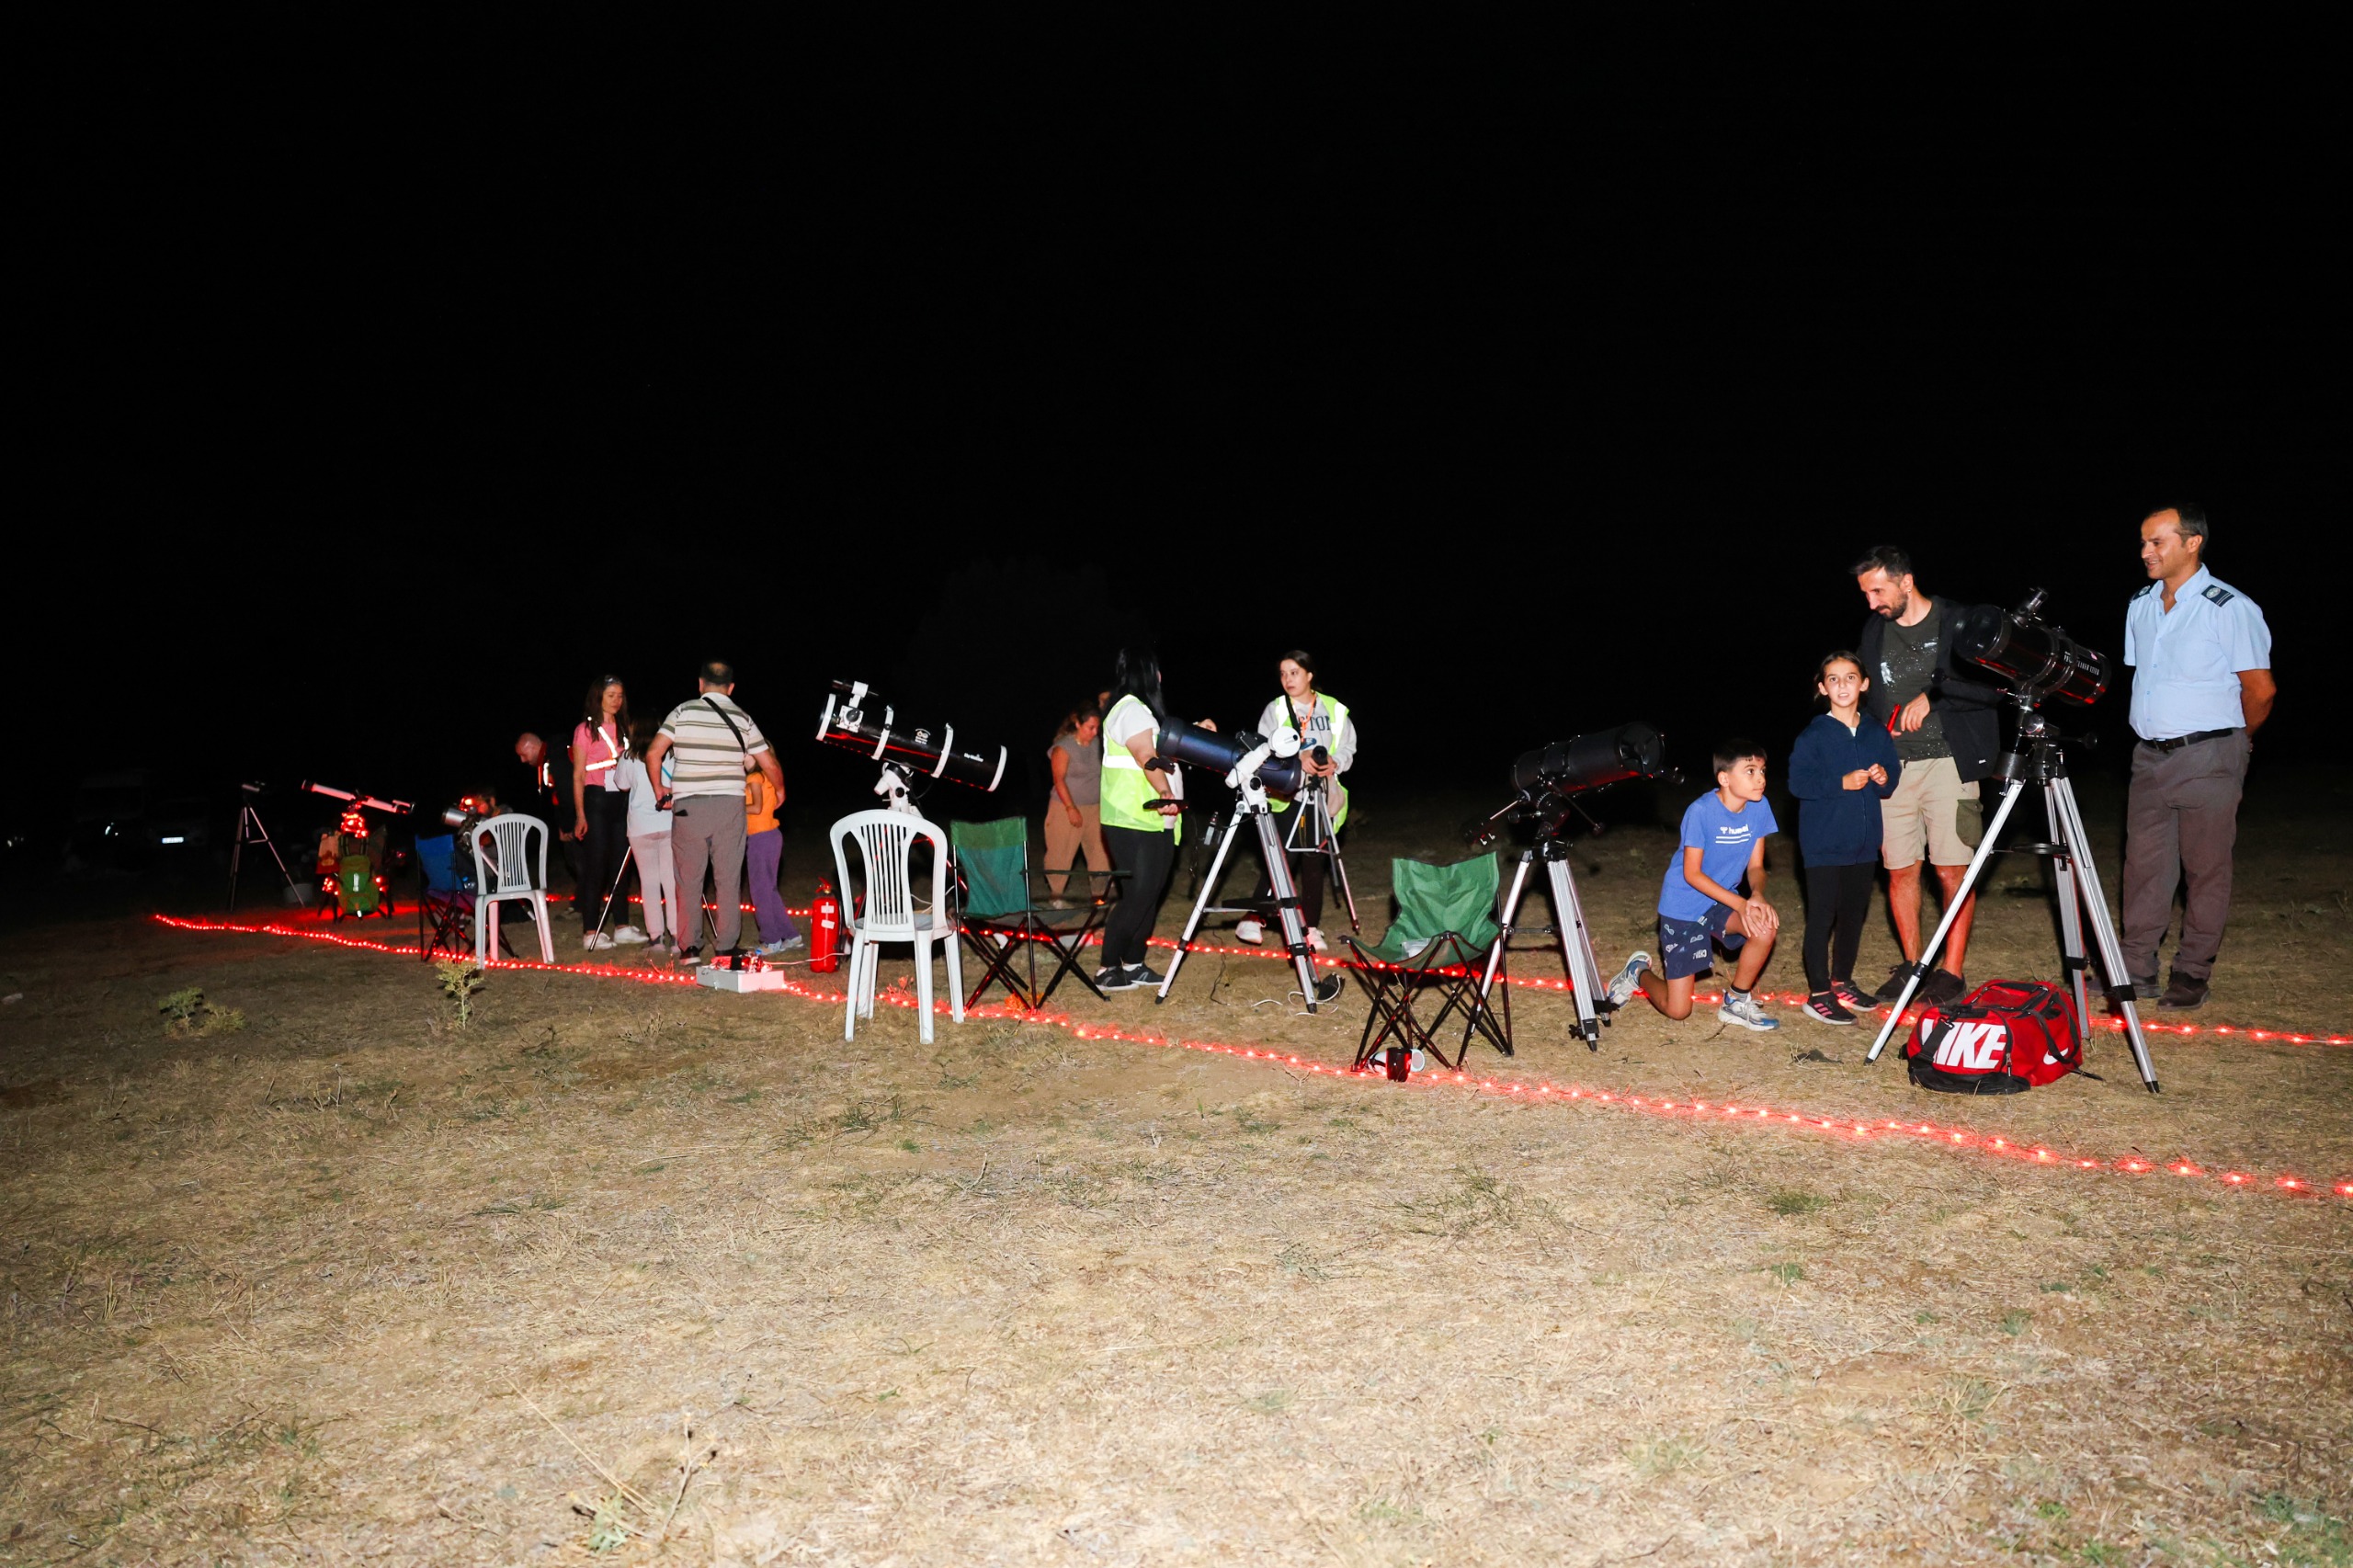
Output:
top-left (611, 925), bottom-right (648, 945)
top-left (1606, 952), bottom-right (1650, 1008)
top-left (1233, 918), bottom-right (1266, 946)
top-left (583, 931), bottom-right (615, 951)
top-left (1305, 926), bottom-right (1327, 953)
top-left (1718, 992), bottom-right (1779, 1032)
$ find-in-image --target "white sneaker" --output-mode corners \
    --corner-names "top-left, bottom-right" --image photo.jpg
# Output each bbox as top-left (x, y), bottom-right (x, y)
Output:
top-left (756, 939), bottom-right (790, 958)
top-left (1607, 952), bottom-right (1650, 1008)
top-left (1305, 926), bottom-right (1327, 953)
top-left (584, 931), bottom-right (615, 951)
top-left (1718, 992), bottom-right (1780, 1032)
top-left (1233, 918), bottom-right (1266, 946)
top-left (611, 925), bottom-right (648, 945)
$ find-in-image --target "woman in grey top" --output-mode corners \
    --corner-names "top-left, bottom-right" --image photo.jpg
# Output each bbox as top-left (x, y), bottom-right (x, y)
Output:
top-left (1043, 709), bottom-right (1108, 902)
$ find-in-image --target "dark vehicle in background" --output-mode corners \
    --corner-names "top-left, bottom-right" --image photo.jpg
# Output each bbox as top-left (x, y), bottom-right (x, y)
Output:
top-left (65, 772), bottom-right (232, 873)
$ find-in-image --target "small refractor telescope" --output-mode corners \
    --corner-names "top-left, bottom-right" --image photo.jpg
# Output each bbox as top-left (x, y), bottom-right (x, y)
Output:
top-left (302, 781), bottom-right (413, 816)
top-left (815, 680), bottom-right (1007, 810)
top-left (1949, 589), bottom-right (2109, 709)
top-left (1154, 722), bottom-right (1323, 802)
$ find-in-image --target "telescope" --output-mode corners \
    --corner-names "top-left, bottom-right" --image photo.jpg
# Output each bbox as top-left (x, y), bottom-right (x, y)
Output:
top-left (1949, 590), bottom-right (2109, 709)
top-left (1154, 722), bottom-right (1322, 801)
top-left (1508, 722), bottom-right (1670, 802)
top-left (302, 781), bottom-right (413, 815)
top-left (815, 680), bottom-right (1007, 807)
top-left (1462, 722), bottom-right (1673, 1052)
top-left (1472, 722), bottom-right (1677, 850)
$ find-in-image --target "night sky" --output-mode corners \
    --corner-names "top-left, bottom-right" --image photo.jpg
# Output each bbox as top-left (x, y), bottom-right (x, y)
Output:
top-left (16, 28), bottom-right (2337, 845)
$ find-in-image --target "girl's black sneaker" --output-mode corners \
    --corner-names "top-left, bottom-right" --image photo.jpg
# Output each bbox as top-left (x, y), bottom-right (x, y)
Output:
top-left (1832, 978), bottom-right (1880, 1010)
top-left (1802, 991), bottom-right (1856, 1026)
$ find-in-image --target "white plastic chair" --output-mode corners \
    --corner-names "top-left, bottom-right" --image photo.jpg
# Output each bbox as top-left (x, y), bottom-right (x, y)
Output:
top-left (830, 809), bottom-right (964, 1043)
top-left (471, 813), bottom-right (556, 964)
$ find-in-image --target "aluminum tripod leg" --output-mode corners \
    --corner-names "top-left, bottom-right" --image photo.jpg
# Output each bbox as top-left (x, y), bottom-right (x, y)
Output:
top-left (1254, 811), bottom-right (1326, 1009)
top-left (2045, 782), bottom-right (2092, 1033)
top-left (1472, 853), bottom-right (1536, 1021)
top-left (591, 846), bottom-right (637, 941)
top-left (2047, 777), bottom-right (2159, 1092)
top-left (1543, 857), bottom-right (1607, 1048)
top-left (1307, 788), bottom-right (1360, 933)
top-left (1471, 848), bottom-right (1606, 1050)
top-left (228, 802), bottom-right (293, 912)
top-left (1156, 812), bottom-right (1245, 1004)
top-left (1282, 787), bottom-right (1360, 933)
top-left (1867, 778), bottom-right (2030, 1062)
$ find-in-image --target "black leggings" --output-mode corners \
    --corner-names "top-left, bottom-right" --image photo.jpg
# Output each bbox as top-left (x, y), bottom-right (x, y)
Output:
top-left (1102, 823), bottom-right (1177, 969)
top-left (575, 790), bottom-right (631, 932)
top-left (1802, 860), bottom-right (1877, 993)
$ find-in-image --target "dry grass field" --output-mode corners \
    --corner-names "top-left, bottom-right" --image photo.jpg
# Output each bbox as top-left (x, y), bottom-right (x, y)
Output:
top-left (4, 781), bottom-right (2350, 1566)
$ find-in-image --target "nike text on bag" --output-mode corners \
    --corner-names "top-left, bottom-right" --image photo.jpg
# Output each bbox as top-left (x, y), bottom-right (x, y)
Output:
top-left (1902, 979), bottom-right (2085, 1095)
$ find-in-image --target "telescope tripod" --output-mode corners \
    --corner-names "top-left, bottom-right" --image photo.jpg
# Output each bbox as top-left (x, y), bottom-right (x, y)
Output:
top-left (227, 787), bottom-right (296, 912)
top-left (1281, 778), bottom-right (1359, 932)
top-left (1159, 775), bottom-right (1343, 1012)
top-left (1471, 835), bottom-right (1610, 1050)
top-left (1865, 706), bottom-right (2160, 1092)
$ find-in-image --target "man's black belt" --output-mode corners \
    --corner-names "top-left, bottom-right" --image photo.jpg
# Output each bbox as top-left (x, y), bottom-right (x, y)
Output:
top-left (2139, 727), bottom-right (2238, 753)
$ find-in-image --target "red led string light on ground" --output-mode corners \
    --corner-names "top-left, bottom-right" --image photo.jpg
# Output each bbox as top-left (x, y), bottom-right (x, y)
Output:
top-left (252, 902), bottom-right (2353, 1046)
top-left (149, 915), bottom-right (2353, 1201)
top-left (1125, 933), bottom-right (2353, 1045)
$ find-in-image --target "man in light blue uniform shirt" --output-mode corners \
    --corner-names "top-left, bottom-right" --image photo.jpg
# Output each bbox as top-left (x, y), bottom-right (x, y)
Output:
top-left (2120, 504), bottom-right (2277, 1010)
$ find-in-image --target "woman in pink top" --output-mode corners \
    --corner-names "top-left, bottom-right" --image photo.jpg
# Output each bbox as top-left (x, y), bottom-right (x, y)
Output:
top-left (570, 676), bottom-right (641, 949)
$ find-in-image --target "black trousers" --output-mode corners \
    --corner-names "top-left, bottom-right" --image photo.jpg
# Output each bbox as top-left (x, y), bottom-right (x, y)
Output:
top-left (1251, 815), bottom-right (1332, 930)
top-left (1802, 860), bottom-right (1876, 993)
top-left (1102, 823), bottom-right (1177, 969)
top-left (575, 790), bottom-right (632, 931)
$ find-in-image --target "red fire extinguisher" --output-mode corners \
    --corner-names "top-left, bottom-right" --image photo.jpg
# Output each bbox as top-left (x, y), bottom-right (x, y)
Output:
top-left (810, 880), bottom-right (842, 972)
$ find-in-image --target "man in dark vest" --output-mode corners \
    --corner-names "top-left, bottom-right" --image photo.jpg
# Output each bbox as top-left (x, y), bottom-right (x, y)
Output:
top-left (1852, 546), bottom-right (2005, 1006)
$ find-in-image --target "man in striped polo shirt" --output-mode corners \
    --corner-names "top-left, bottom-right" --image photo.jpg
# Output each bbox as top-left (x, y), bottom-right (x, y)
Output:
top-left (641, 661), bottom-right (785, 964)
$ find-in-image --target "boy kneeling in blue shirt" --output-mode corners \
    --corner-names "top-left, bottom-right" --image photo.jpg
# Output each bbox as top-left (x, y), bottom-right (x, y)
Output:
top-left (1608, 741), bottom-right (1783, 1032)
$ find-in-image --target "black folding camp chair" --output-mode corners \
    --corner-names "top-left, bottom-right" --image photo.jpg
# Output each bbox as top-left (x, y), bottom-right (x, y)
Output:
top-left (1338, 853), bottom-right (1508, 1074)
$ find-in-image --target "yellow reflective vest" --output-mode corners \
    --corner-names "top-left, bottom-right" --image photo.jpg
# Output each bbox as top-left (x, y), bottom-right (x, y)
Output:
top-left (1266, 692), bottom-right (1350, 828)
top-left (1099, 695), bottom-right (1181, 842)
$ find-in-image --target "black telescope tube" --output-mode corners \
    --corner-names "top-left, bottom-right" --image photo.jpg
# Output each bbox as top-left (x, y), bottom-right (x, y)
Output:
top-left (1508, 722), bottom-right (1666, 799)
top-left (1949, 602), bottom-right (2109, 708)
top-left (1154, 722), bottom-right (1307, 801)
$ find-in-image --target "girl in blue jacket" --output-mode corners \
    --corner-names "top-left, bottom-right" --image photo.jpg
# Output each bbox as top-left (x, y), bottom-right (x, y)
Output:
top-left (1789, 652), bottom-right (1902, 1024)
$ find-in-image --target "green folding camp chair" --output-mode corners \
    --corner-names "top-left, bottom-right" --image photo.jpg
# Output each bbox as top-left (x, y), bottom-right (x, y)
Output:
top-left (1338, 853), bottom-right (1509, 1075)
top-left (949, 817), bottom-right (1123, 1009)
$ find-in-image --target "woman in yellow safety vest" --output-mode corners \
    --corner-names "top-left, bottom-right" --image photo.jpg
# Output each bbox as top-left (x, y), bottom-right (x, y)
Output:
top-left (1096, 647), bottom-right (1204, 994)
top-left (1234, 649), bottom-right (1356, 952)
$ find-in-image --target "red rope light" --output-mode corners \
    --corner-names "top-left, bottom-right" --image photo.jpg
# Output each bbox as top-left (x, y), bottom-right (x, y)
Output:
top-left (255, 901), bottom-right (2353, 1047)
top-left (148, 915), bottom-right (2353, 1201)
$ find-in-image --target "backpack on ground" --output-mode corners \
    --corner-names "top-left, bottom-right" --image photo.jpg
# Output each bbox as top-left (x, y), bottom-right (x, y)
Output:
top-left (1902, 979), bottom-right (2085, 1095)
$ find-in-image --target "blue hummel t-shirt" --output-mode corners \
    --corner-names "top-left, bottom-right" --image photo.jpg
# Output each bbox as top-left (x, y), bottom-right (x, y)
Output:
top-left (1657, 790), bottom-right (1778, 922)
